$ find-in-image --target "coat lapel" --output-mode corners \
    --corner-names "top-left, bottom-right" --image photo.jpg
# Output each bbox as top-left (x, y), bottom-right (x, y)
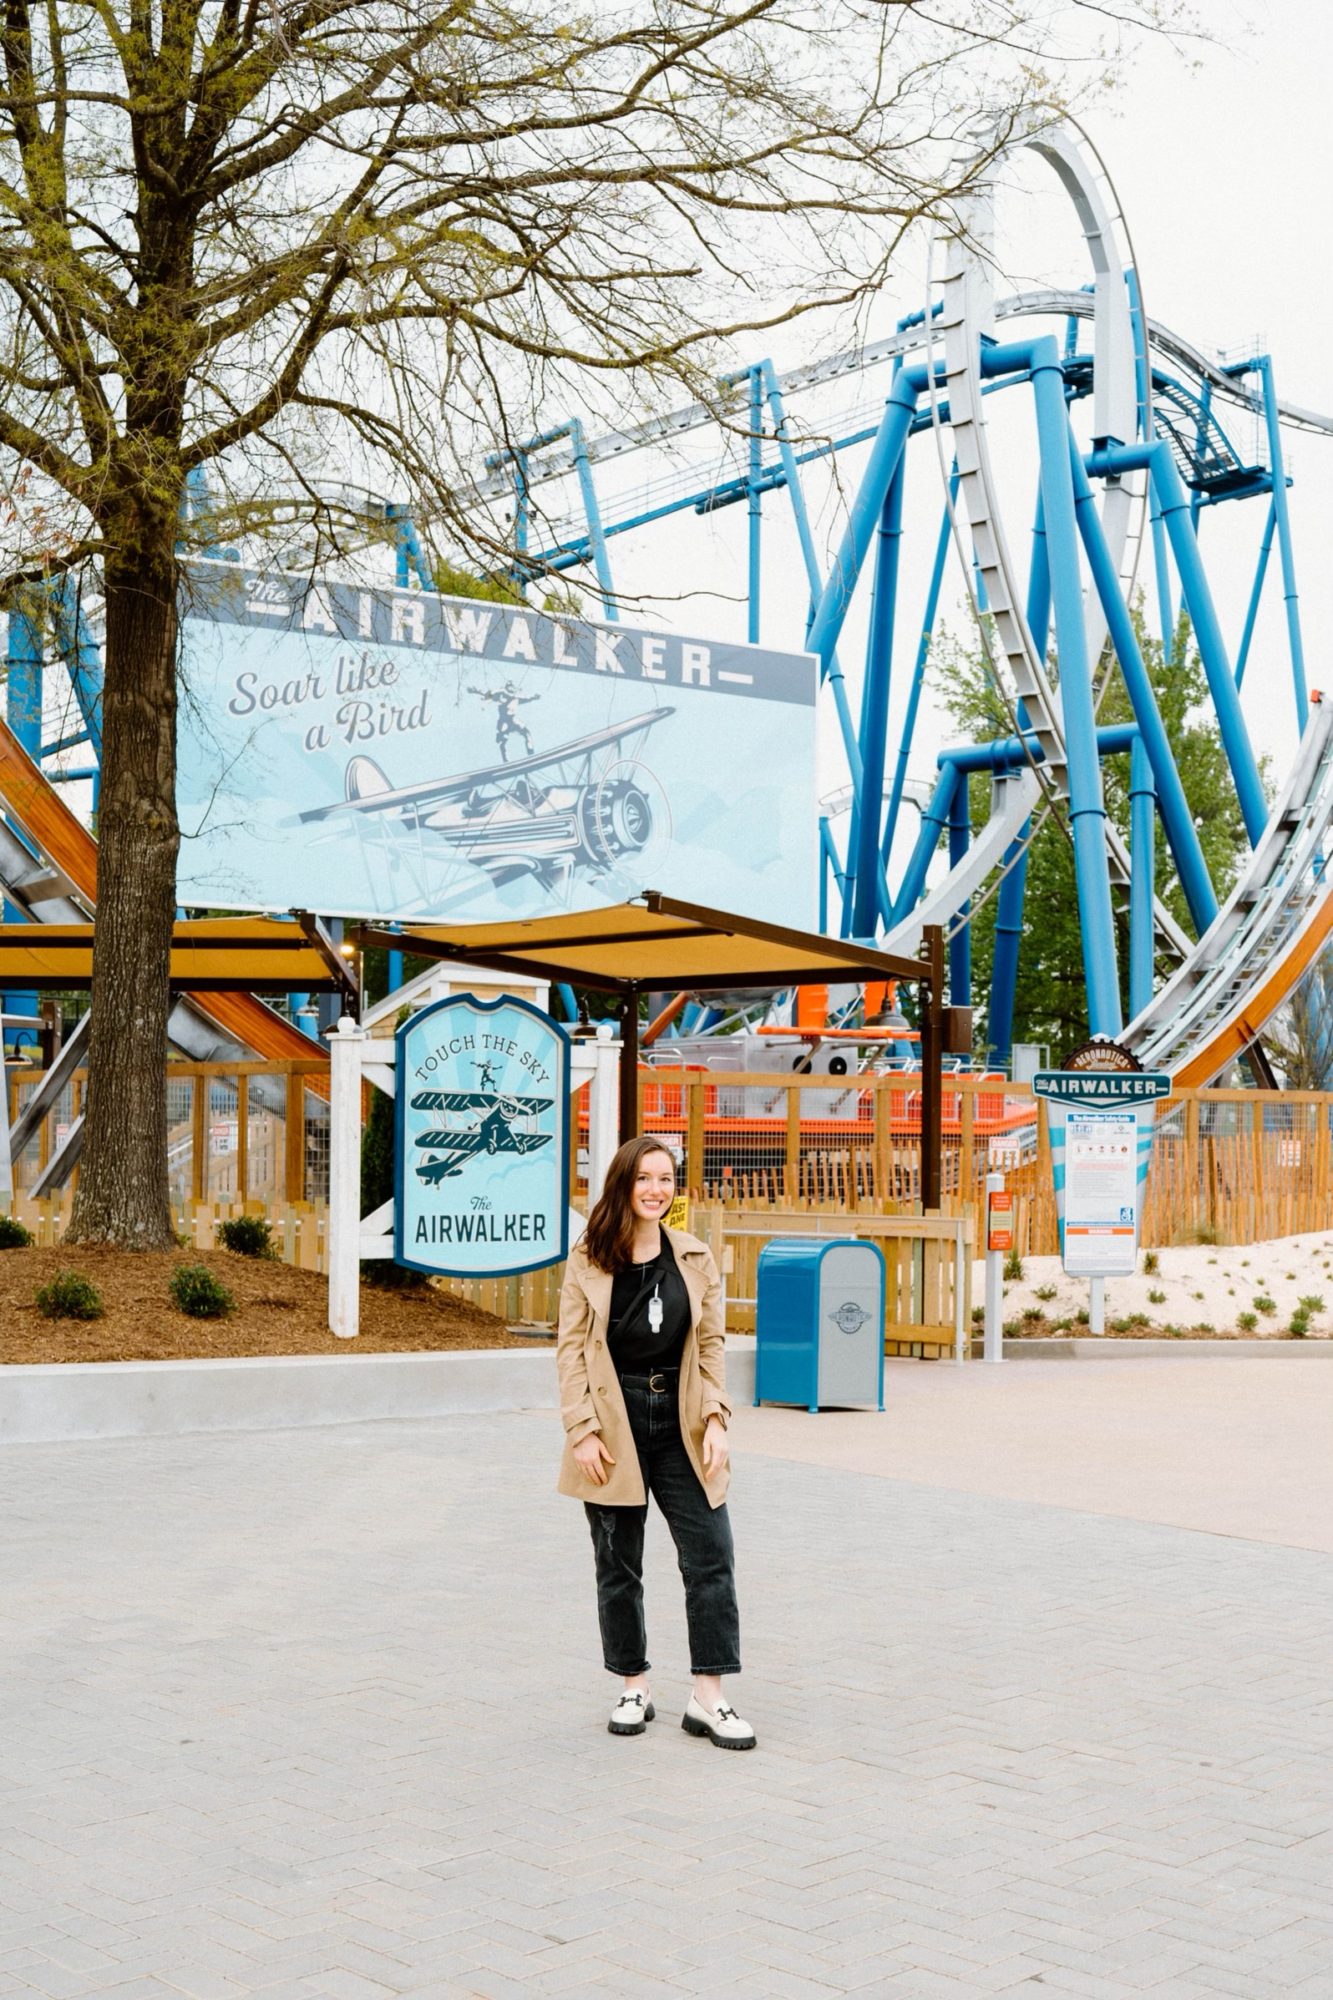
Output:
top-left (582, 1264), bottom-right (613, 1330)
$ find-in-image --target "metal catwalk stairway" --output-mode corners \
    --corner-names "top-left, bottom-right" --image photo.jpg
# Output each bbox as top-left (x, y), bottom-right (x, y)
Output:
top-left (1123, 697), bottom-right (1333, 1084)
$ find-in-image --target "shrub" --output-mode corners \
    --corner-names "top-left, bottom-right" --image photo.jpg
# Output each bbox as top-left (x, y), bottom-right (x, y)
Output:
top-left (1147, 1287), bottom-right (1166, 1305)
top-left (1034, 1283), bottom-right (1057, 1302)
top-left (215, 1214), bottom-right (277, 1259)
top-left (1254, 1294), bottom-right (1276, 1315)
top-left (1193, 1225), bottom-right (1219, 1246)
top-left (1141, 1250), bottom-right (1159, 1275)
top-left (1237, 1311), bottom-right (1258, 1332)
top-left (0, 1214), bottom-right (33, 1248)
top-left (1298, 1294), bottom-right (1325, 1315)
top-left (1289, 1309), bottom-right (1311, 1339)
top-left (971, 1304), bottom-right (985, 1323)
top-left (1075, 1307), bottom-right (1090, 1326)
top-left (35, 1270), bottom-right (103, 1320)
top-left (170, 1264), bottom-right (235, 1319)
top-left (1003, 1248), bottom-right (1024, 1282)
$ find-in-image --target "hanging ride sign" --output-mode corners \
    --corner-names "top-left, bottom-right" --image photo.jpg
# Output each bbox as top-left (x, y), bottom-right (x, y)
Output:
top-left (394, 993), bottom-right (571, 1278)
top-left (1032, 1061), bottom-right (1171, 1280)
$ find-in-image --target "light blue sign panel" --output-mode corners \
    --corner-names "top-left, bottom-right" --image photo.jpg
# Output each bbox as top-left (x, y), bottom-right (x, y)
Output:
top-left (394, 994), bottom-right (570, 1278)
top-left (175, 562), bottom-right (818, 927)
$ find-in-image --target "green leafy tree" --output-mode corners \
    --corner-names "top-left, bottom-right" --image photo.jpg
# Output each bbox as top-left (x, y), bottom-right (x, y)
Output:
top-left (935, 610), bottom-right (1251, 1055)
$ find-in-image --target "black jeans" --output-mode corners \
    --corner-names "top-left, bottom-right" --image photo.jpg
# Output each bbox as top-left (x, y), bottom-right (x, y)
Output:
top-left (584, 1369), bottom-right (741, 1678)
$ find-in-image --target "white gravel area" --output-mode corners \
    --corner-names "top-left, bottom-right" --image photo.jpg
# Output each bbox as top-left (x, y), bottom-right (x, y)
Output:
top-left (978, 1226), bottom-right (1333, 1338)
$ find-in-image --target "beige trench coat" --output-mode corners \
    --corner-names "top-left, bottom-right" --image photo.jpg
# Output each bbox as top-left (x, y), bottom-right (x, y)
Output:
top-left (555, 1225), bottom-right (732, 1508)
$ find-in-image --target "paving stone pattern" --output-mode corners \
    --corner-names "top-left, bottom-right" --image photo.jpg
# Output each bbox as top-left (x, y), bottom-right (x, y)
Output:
top-left (3, 1411), bottom-right (1333, 1999)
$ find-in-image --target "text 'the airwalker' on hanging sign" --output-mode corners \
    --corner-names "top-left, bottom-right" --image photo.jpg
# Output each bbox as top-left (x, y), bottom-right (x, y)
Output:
top-left (394, 994), bottom-right (570, 1278)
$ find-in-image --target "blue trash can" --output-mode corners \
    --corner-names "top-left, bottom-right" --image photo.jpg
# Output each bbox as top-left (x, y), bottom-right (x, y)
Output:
top-left (754, 1237), bottom-right (886, 1413)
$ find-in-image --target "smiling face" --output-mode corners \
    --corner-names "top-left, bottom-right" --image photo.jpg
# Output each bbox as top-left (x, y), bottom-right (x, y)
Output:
top-left (629, 1149), bottom-right (676, 1224)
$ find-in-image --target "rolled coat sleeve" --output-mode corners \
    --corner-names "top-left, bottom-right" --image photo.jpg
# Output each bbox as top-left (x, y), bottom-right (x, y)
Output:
top-left (555, 1267), bottom-right (601, 1444)
top-left (695, 1254), bottom-right (732, 1428)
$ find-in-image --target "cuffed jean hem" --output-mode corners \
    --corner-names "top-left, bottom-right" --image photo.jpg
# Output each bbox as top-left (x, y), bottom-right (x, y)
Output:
top-left (604, 1659), bottom-right (651, 1676)
top-left (690, 1663), bottom-right (742, 1676)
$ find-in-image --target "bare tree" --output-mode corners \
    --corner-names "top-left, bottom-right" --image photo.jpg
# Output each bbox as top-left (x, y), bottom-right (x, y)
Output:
top-left (0, 0), bottom-right (1186, 1246)
top-left (1265, 951), bottom-right (1333, 1091)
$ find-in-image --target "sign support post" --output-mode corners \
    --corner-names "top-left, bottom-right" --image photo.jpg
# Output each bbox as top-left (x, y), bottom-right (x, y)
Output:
top-left (983, 1169), bottom-right (1008, 1363)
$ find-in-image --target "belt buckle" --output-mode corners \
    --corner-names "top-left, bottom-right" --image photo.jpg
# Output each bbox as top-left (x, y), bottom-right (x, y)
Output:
top-left (648, 1372), bottom-right (667, 1393)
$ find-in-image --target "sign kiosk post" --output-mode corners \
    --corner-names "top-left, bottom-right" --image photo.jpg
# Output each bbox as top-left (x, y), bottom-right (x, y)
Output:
top-left (983, 1171), bottom-right (1009, 1363)
top-left (1032, 1061), bottom-right (1171, 1312)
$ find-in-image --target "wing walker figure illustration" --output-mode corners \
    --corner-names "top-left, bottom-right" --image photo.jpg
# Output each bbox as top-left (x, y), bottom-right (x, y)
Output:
top-left (468, 680), bottom-right (539, 761)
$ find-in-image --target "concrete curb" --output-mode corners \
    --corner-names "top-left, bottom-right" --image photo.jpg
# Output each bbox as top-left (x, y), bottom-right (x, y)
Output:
top-left (997, 1337), bottom-right (1333, 1360)
top-left (0, 1341), bottom-right (762, 1446)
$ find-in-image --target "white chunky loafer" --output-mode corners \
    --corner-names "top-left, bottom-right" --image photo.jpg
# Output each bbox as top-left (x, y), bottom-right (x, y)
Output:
top-left (608, 1688), bottom-right (655, 1736)
top-left (681, 1692), bottom-right (756, 1750)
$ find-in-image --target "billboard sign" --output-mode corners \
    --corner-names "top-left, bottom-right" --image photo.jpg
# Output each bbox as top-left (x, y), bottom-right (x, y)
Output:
top-left (394, 993), bottom-right (570, 1277)
top-left (175, 563), bottom-right (818, 927)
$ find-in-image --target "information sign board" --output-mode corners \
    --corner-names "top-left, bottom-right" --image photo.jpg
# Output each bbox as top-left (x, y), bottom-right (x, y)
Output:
top-left (986, 1189), bottom-right (1013, 1253)
top-left (1063, 1110), bottom-right (1139, 1275)
top-left (1033, 1066), bottom-right (1170, 1280)
top-left (394, 993), bottom-right (569, 1277)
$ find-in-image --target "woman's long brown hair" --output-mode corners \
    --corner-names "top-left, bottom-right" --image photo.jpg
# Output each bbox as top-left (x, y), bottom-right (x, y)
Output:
top-left (582, 1135), bottom-right (677, 1273)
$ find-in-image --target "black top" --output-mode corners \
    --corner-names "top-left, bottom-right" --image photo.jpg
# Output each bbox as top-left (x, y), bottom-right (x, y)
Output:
top-left (608, 1230), bottom-right (691, 1375)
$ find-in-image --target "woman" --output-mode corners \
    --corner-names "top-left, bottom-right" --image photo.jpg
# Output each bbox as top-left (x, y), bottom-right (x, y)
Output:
top-left (556, 1135), bottom-right (755, 1749)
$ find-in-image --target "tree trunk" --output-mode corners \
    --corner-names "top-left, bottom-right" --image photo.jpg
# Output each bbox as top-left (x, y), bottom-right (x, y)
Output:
top-left (65, 532), bottom-right (181, 1248)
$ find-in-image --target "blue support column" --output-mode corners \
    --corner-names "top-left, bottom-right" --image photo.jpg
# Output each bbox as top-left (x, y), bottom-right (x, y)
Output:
top-left (850, 463), bottom-right (904, 938)
top-left (1069, 437), bottom-right (1218, 933)
top-left (1255, 355), bottom-right (1308, 732)
top-left (882, 475), bottom-right (958, 883)
top-left (762, 362), bottom-right (867, 804)
top-left (819, 816), bottom-right (846, 934)
top-left (1128, 735), bottom-right (1156, 1021)
top-left (948, 782), bottom-right (971, 1007)
top-left (1143, 445), bottom-right (1267, 846)
top-left (1235, 499), bottom-right (1276, 693)
top-left (1029, 338), bottom-right (1122, 1036)
top-left (988, 828), bottom-right (1030, 1068)
top-left (806, 373), bottom-right (918, 672)
top-left (387, 949), bottom-right (405, 996)
top-left (891, 765), bottom-right (957, 926)
top-left (747, 368), bottom-right (762, 645)
top-left (569, 420), bottom-right (618, 621)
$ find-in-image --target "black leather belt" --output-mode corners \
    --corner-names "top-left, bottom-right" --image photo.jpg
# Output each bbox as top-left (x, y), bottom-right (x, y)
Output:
top-left (623, 1368), bottom-right (679, 1394)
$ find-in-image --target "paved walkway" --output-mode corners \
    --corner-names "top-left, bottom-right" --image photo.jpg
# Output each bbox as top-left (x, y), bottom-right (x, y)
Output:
top-left (4, 1374), bottom-right (1333, 1999)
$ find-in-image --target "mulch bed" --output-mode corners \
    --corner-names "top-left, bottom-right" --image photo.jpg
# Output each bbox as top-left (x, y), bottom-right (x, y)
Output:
top-left (0, 1245), bottom-right (547, 1364)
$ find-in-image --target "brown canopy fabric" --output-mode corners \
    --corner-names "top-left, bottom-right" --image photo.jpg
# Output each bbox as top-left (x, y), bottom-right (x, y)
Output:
top-left (354, 892), bottom-right (947, 1201)
top-left (0, 915), bottom-right (351, 994)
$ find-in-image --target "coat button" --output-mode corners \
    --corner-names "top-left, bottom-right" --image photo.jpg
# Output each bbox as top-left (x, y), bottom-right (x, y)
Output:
top-left (597, 1385), bottom-right (607, 1395)
top-left (595, 1340), bottom-right (603, 1351)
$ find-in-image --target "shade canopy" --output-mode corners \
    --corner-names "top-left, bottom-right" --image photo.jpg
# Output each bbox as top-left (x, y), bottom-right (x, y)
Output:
top-left (354, 892), bottom-right (927, 995)
top-left (0, 916), bottom-right (350, 993)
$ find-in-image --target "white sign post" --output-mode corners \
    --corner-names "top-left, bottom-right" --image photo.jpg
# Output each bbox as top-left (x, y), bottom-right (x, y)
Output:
top-left (328, 1013), bottom-right (621, 1340)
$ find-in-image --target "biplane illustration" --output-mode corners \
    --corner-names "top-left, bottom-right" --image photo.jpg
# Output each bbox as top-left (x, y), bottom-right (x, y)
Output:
top-left (299, 709), bottom-right (674, 890)
top-left (409, 1086), bottom-right (554, 1185)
